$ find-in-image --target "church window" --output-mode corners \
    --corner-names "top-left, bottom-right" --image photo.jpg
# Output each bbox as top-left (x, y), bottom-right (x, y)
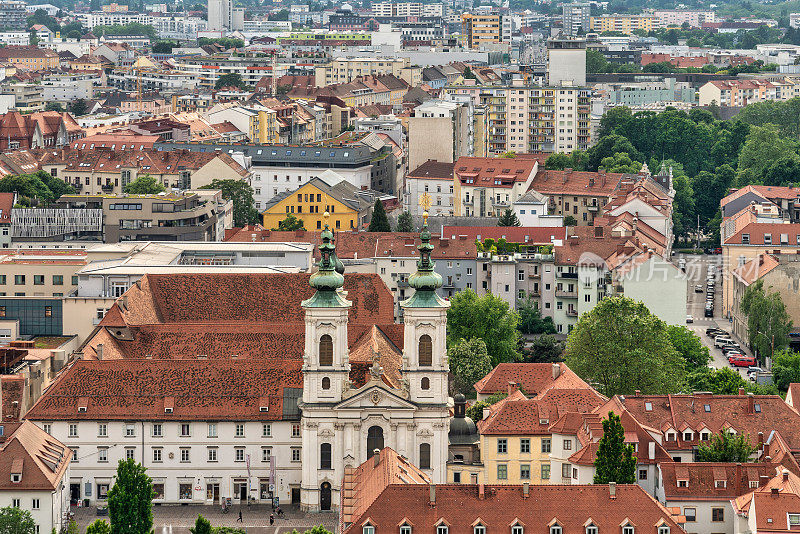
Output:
top-left (421, 377), bottom-right (430, 390)
top-left (319, 334), bottom-right (333, 366)
top-left (419, 443), bottom-right (431, 469)
top-left (418, 334), bottom-right (432, 366)
top-left (367, 426), bottom-right (384, 458)
top-left (320, 443), bottom-right (332, 469)
top-left (322, 377), bottom-right (331, 390)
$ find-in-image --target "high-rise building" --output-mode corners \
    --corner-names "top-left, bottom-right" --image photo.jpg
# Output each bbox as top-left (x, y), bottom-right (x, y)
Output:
top-left (547, 37), bottom-right (586, 87)
top-left (207, 0), bottom-right (244, 31)
top-left (561, 2), bottom-right (590, 36)
top-left (461, 12), bottom-right (503, 49)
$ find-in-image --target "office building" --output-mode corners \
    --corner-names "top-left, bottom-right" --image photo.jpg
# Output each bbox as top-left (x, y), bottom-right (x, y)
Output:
top-left (461, 13), bottom-right (503, 49)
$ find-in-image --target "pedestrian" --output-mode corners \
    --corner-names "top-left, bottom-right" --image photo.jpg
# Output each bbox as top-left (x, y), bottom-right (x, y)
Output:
top-left (270, 514), bottom-right (275, 526)
top-left (237, 510), bottom-right (243, 523)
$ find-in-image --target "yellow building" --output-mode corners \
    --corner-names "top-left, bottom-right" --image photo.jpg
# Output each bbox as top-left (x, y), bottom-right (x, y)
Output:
top-left (261, 176), bottom-right (363, 231)
top-left (0, 46), bottom-right (59, 71)
top-left (461, 13), bottom-right (502, 49)
top-left (590, 15), bottom-right (657, 35)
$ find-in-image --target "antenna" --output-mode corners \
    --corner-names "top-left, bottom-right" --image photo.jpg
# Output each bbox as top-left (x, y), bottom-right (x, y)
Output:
top-left (271, 52), bottom-right (277, 98)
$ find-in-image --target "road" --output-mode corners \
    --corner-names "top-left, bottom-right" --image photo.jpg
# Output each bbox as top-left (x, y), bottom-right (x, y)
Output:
top-left (676, 253), bottom-right (751, 379)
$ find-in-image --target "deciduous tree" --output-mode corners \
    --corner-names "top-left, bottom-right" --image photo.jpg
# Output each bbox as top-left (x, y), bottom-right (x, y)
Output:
top-left (594, 412), bottom-right (637, 484)
top-left (86, 520), bottom-right (111, 534)
top-left (447, 289), bottom-right (521, 366)
top-left (0, 507), bottom-right (35, 534)
top-left (697, 431), bottom-right (756, 462)
top-left (200, 179), bottom-right (259, 227)
top-left (108, 459), bottom-right (155, 534)
top-left (123, 174), bottom-right (165, 195)
top-left (448, 338), bottom-right (493, 395)
top-left (667, 325), bottom-right (710, 371)
top-left (741, 279), bottom-right (793, 362)
top-left (275, 213), bottom-right (304, 231)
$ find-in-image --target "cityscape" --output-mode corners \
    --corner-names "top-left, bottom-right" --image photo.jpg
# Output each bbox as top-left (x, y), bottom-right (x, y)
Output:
top-left (1, 0), bottom-right (800, 532)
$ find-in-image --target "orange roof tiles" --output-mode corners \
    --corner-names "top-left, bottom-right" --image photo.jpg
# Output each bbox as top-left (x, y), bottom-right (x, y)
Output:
top-left (454, 156), bottom-right (538, 188)
top-left (528, 169), bottom-right (625, 197)
top-left (474, 362), bottom-right (590, 396)
top-left (0, 421), bottom-right (70, 491)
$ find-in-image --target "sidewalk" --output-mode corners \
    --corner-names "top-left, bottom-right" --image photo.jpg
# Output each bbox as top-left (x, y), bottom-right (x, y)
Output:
top-left (73, 504), bottom-right (338, 534)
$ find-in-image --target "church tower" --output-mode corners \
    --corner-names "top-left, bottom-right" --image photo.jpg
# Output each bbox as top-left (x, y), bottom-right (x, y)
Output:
top-left (400, 212), bottom-right (450, 407)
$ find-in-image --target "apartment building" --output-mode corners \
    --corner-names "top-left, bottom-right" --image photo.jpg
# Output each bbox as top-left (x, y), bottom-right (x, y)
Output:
top-left (527, 169), bottom-right (620, 224)
top-left (372, 2), bottom-right (443, 17)
top-left (207, 0), bottom-right (244, 30)
top-left (654, 9), bottom-right (716, 28)
top-left (313, 57), bottom-right (420, 87)
top-left (562, 2), bottom-right (591, 36)
top-left (408, 99), bottom-right (474, 173)
top-left (206, 104), bottom-right (279, 144)
top-left (698, 78), bottom-right (799, 107)
top-left (452, 156), bottom-right (540, 217)
top-left (590, 15), bottom-right (657, 35)
top-left (0, 250), bottom-right (86, 297)
top-left (461, 13), bottom-right (503, 49)
top-left (406, 161), bottom-right (456, 217)
top-left (442, 82), bottom-right (591, 155)
top-left (0, 1), bottom-right (27, 29)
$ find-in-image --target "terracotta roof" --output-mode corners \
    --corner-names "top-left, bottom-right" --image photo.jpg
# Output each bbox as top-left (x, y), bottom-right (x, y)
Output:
top-left (0, 46), bottom-right (58, 59)
top-left (0, 193), bottom-right (13, 224)
top-left (71, 133), bottom-right (159, 150)
top-left (454, 156), bottom-right (538, 188)
top-left (343, 479), bottom-right (685, 534)
top-left (732, 468), bottom-right (800, 533)
top-left (1, 375), bottom-right (24, 422)
top-left (733, 254), bottom-right (780, 285)
top-left (442, 226), bottom-right (568, 244)
top-left (474, 362), bottom-right (590, 396)
top-left (0, 420), bottom-right (70, 491)
top-left (528, 169), bottom-right (625, 197)
top-left (25, 358), bottom-right (301, 422)
top-left (407, 160), bottom-right (454, 180)
top-left (661, 462), bottom-right (777, 501)
top-left (724, 222), bottom-right (800, 246)
top-left (555, 234), bottom-right (640, 266)
top-left (619, 392), bottom-right (800, 453)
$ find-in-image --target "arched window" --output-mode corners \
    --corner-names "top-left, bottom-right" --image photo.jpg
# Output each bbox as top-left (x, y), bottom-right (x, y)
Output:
top-left (320, 443), bottom-right (332, 470)
top-left (418, 334), bottom-right (432, 366)
top-left (367, 426), bottom-right (384, 458)
top-left (421, 377), bottom-right (430, 390)
top-left (419, 443), bottom-right (431, 469)
top-left (322, 377), bottom-right (331, 390)
top-left (319, 334), bottom-right (333, 366)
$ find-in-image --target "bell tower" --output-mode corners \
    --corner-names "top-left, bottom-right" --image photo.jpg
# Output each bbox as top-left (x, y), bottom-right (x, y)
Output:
top-left (301, 216), bottom-right (351, 405)
top-left (400, 212), bottom-right (449, 405)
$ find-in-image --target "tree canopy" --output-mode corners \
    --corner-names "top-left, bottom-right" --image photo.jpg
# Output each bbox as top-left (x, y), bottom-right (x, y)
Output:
top-left (498, 208), bottom-right (520, 226)
top-left (518, 297), bottom-right (556, 335)
top-left (0, 507), bottom-right (35, 534)
top-left (697, 431), bottom-right (757, 462)
top-left (368, 199), bottom-right (391, 232)
top-left (447, 289), bottom-right (521, 366)
top-left (741, 279), bottom-right (793, 362)
top-left (594, 412), bottom-right (637, 484)
top-left (199, 179), bottom-right (259, 227)
top-left (275, 213), bottom-right (304, 231)
top-left (86, 520), bottom-right (111, 534)
top-left (0, 171), bottom-right (74, 206)
top-left (123, 174), bottom-right (165, 195)
top-left (108, 459), bottom-right (155, 534)
top-left (448, 338), bottom-right (493, 395)
top-left (565, 296), bottom-right (686, 397)
top-left (215, 73), bottom-right (247, 90)
top-left (667, 325), bottom-right (710, 371)
top-left (396, 211), bottom-right (414, 232)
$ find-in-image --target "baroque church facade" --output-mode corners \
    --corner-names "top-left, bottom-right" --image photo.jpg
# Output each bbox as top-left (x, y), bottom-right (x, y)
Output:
top-left (299, 217), bottom-right (451, 512)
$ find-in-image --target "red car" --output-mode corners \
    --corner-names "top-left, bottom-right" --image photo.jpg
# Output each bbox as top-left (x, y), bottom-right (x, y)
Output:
top-left (730, 355), bottom-right (756, 367)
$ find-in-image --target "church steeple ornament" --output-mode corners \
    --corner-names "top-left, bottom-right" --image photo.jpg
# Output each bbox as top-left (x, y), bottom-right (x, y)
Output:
top-left (303, 212), bottom-right (350, 308)
top-left (401, 211), bottom-right (448, 308)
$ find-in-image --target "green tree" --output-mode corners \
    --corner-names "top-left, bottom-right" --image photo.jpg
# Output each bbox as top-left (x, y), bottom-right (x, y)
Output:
top-left (396, 210), bottom-right (414, 232)
top-left (107, 459), bottom-right (155, 534)
top-left (67, 98), bottom-right (88, 116)
top-left (214, 73), bottom-right (246, 90)
top-left (594, 412), bottom-right (637, 484)
top-left (685, 367), bottom-right (749, 394)
top-left (0, 507), bottom-right (35, 534)
top-left (586, 49), bottom-right (610, 73)
top-left (697, 431), bottom-right (756, 462)
top-left (152, 40), bottom-right (177, 53)
top-left (272, 8), bottom-right (290, 20)
top-left (772, 349), bottom-right (800, 390)
top-left (275, 213), bottom-right (304, 230)
top-left (518, 297), bottom-right (556, 335)
top-left (45, 102), bottom-right (64, 112)
top-left (190, 515), bottom-right (212, 534)
top-left (465, 400), bottom-right (488, 422)
top-left (563, 215), bottom-right (578, 227)
top-left (368, 199), bottom-right (391, 231)
top-left (524, 334), bottom-right (564, 363)
top-left (544, 153), bottom-right (571, 170)
top-left (667, 325), bottom-right (710, 371)
top-left (600, 152), bottom-right (642, 173)
top-left (737, 125), bottom-right (799, 184)
top-left (29, 30), bottom-right (39, 46)
top-left (565, 296), bottom-right (686, 397)
top-left (498, 208), bottom-right (520, 227)
top-left (448, 338), bottom-right (493, 395)
top-left (85, 520), bottom-right (111, 534)
top-left (741, 279), bottom-right (793, 362)
top-left (199, 179), bottom-right (259, 227)
top-left (447, 289), bottom-right (521, 366)
top-left (598, 107), bottom-right (633, 139)
top-left (123, 174), bottom-right (165, 195)
top-left (0, 171), bottom-right (66, 205)
top-left (762, 155), bottom-right (800, 187)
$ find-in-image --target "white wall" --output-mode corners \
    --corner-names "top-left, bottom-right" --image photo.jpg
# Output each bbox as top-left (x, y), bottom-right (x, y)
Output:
top-left (249, 165), bottom-right (371, 211)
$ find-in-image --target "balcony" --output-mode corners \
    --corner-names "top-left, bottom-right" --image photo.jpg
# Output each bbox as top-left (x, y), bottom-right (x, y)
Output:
top-left (558, 271), bottom-right (578, 279)
top-left (555, 290), bottom-right (577, 299)
top-left (566, 309), bottom-right (578, 317)
top-left (528, 272), bottom-right (540, 279)
top-left (101, 184), bottom-right (114, 192)
top-left (587, 205), bottom-right (599, 212)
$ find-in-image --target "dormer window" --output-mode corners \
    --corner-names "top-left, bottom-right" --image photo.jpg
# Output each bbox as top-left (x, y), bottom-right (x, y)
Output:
top-left (512, 524), bottom-right (524, 534)
top-left (683, 431), bottom-right (693, 441)
top-left (666, 431), bottom-right (676, 442)
top-left (474, 524), bottom-right (486, 534)
top-left (363, 525), bottom-right (374, 534)
top-left (715, 480), bottom-right (726, 488)
top-left (678, 480), bottom-right (688, 488)
top-left (644, 402), bottom-right (652, 411)
top-left (550, 524), bottom-right (562, 534)
top-left (400, 524), bottom-right (412, 534)
top-left (437, 526), bottom-right (449, 534)
top-left (700, 432), bottom-right (710, 441)
top-left (622, 524), bottom-right (634, 534)
top-left (658, 526), bottom-right (670, 534)
top-left (586, 524), bottom-right (598, 534)
top-left (11, 473), bottom-right (20, 483)
top-left (704, 404), bottom-right (710, 412)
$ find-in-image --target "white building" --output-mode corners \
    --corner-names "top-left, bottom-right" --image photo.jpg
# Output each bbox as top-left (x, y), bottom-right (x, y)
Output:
top-left (372, 2), bottom-right (443, 17)
top-left (512, 190), bottom-right (563, 227)
top-left (0, 421), bottom-right (71, 534)
top-left (207, 0), bottom-right (244, 31)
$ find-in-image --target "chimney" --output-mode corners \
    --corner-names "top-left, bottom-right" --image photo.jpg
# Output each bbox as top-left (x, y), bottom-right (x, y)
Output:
top-left (635, 390), bottom-right (641, 396)
top-left (772, 487), bottom-right (780, 495)
top-left (507, 381), bottom-right (518, 395)
top-left (552, 362), bottom-right (561, 379)
top-left (523, 482), bottom-right (529, 498)
top-left (736, 463), bottom-right (742, 496)
top-left (373, 449), bottom-right (380, 467)
top-left (648, 441), bottom-right (655, 460)
top-left (96, 343), bottom-right (103, 361)
top-left (758, 432), bottom-right (764, 450)
top-left (429, 484), bottom-right (436, 506)
top-left (478, 483), bottom-right (485, 500)
top-left (738, 388), bottom-right (745, 396)
top-left (784, 469), bottom-right (790, 482)
top-left (748, 393), bottom-right (755, 414)
top-left (609, 481), bottom-right (616, 499)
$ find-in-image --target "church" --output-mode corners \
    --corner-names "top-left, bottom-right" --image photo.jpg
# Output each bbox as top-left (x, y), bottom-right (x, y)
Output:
top-left (299, 215), bottom-right (451, 511)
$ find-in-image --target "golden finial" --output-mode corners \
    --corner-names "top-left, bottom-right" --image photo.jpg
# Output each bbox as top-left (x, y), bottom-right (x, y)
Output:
top-left (419, 191), bottom-right (432, 212)
top-left (323, 210), bottom-right (330, 224)
top-left (423, 210), bottom-right (429, 225)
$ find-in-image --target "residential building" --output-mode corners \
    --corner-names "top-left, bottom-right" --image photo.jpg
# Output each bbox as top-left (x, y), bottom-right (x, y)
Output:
top-left (547, 37), bottom-right (587, 87)
top-left (473, 362), bottom-right (593, 401)
top-left (732, 468), bottom-right (800, 534)
top-left (452, 156), bottom-right (541, 218)
top-left (0, 421), bottom-right (71, 534)
top-left (461, 12), bottom-right (503, 49)
top-left (698, 78), bottom-right (797, 107)
top-left (0, 1), bottom-right (27, 30)
top-left (0, 111), bottom-right (83, 150)
top-left (1, 83), bottom-right (44, 113)
top-left (0, 249), bottom-right (86, 296)
top-left (261, 174), bottom-right (392, 231)
top-left (562, 2), bottom-right (591, 36)
top-left (0, 46), bottom-right (59, 70)
top-left (207, 0), bottom-right (244, 31)
top-left (371, 2), bottom-right (443, 17)
top-left (313, 57), bottom-right (420, 87)
top-left (206, 104), bottom-right (279, 144)
top-left (512, 190), bottom-right (564, 227)
top-left (406, 161), bottom-right (455, 217)
top-left (340, 446), bottom-right (687, 534)
top-left (654, 9), bottom-right (716, 28)
top-left (524, 168), bottom-right (621, 225)
top-left (590, 15), bottom-right (657, 35)
top-left (408, 99), bottom-right (473, 173)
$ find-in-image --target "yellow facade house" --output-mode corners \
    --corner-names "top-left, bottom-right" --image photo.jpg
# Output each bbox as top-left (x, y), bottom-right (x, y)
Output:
top-left (261, 176), bottom-right (363, 231)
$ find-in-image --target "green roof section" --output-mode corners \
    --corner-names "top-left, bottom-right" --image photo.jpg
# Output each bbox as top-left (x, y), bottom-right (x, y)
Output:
top-left (302, 217), bottom-right (351, 309)
top-left (401, 213), bottom-right (448, 309)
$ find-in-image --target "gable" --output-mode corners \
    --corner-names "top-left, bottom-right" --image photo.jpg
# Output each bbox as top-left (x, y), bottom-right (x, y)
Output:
top-left (336, 385), bottom-right (417, 411)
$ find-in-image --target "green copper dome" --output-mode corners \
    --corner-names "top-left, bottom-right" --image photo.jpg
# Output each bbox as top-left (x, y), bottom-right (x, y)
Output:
top-left (401, 213), bottom-right (448, 308)
top-left (303, 220), bottom-right (350, 308)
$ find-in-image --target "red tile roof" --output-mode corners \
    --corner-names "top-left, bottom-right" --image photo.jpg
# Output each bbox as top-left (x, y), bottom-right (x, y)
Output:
top-left (724, 222), bottom-right (800, 246)
top-left (473, 362), bottom-right (589, 396)
top-left (0, 421), bottom-right (70, 491)
top-left (528, 169), bottom-right (624, 197)
top-left (0, 192), bottom-right (13, 224)
top-left (661, 462), bottom-right (782, 501)
top-left (454, 156), bottom-right (538, 188)
top-left (732, 468), bottom-right (800, 533)
top-left (442, 225), bottom-right (567, 244)
top-left (72, 133), bottom-right (159, 150)
top-left (407, 160), bottom-right (454, 180)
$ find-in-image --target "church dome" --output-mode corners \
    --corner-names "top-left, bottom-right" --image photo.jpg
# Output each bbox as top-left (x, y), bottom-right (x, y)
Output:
top-left (449, 393), bottom-right (478, 444)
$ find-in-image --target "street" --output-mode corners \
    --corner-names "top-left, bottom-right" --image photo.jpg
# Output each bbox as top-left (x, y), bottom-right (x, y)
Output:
top-left (676, 253), bottom-right (750, 379)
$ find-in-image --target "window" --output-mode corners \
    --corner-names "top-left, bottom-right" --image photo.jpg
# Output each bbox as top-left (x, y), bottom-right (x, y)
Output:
top-left (639, 469), bottom-right (648, 480)
top-left (512, 526), bottom-right (524, 534)
top-left (125, 423), bottom-right (135, 437)
top-left (474, 525), bottom-right (486, 534)
top-left (292, 448), bottom-right (301, 462)
top-left (789, 515), bottom-right (800, 527)
top-left (292, 423), bottom-right (301, 437)
top-left (520, 464), bottom-right (530, 479)
top-left (622, 525), bottom-right (634, 534)
top-left (180, 448), bottom-right (190, 462)
top-left (541, 438), bottom-right (551, 453)
top-left (235, 423), bottom-right (245, 437)
top-left (44, 305), bottom-right (52, 317)
top-left (180, 423), bottom-right (190, 437)
top-left (497, 464), bottom-right (507, 480)
top-left (712, 508), bottom-right (724, 522)
top-left (152, 423), bottom-right (162, 437)
top-left (363, 526), bottom-right (375, 534)
top-left (98, 447), bottom-right (108, 462)
top-left (53, 275), bottom-right (63, 285)
top-left (400, 526), bottom-right (412, 534)
top-left (658, 527), bottom-right (670, 534)
top-left (563, 439), bottom-right (572, 450)
top-left (152, 448), bottom-right (162, 462)
top-left (235, 448), bottom-right (245, 462)
top-left (319, 334), bottom-right (333, 366)
top-left (437, 526), bottom-right (448, 534)
top-left (551, 525), bottom-right (562, 534)
top-left (208, 423), bottom-right (217, 438)
top-left (684, 508), bottom-right (696, 522)
top-left (418, 334), bottom-right (432, 366)
top-left (678, 480), bottom-right (688, 487)
top-left (208, 447), bottom-right (217, 462)
top-left (683, 431), bottom-right (693, 441)
top-left (420, 443), bottom-right (431, 469)
top-left (11, 498), bottom-right (19, 508)
top-left (497, 438), bottom-right (507, 453)
top-left (14, 275), bottom-right (24, 285)
top-left (715, 480), bottom-right (726, 488)
top-left (33, 275), bottom-right (44, 285)
top-left (421, 377), bottom-right (430, 390)
top-left (320, 443), bottom-right (332, 469)
top-left (562, 463), bottom-right (571, 478)
top-left (68, 423), bottom-right (78, 437)
top-left (261, 447), bottom-right (272, 462)
top-left (541, 464), bottom-right (550, 479)
top-left (322, 377), bottom-right (331, 390)
top-left (262, 423), bottom-right (271, 437)
top-left (98, 423), bottom-right (107, 437)
top-left (43, 423), bottom-right (51, 435)
top-left (586, 525), bottom-right (597, 534)
top-left (520, 438), bottom-right (530, 453)
top-left (31, 498), bottom-right (40, 510)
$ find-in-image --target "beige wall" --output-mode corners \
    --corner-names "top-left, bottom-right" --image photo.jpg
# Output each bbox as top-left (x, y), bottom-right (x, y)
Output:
top-left (62, 297), bottom-right (116, 343)
top-left (0, 262), bottom-right (84, 297)
top-left (408, 116), bottom-right (457, 172)
top-left (190, 157), bottom-right (249, 189)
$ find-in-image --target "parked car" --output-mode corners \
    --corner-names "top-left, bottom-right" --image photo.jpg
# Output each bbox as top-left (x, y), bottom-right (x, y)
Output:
top-left (706, 328), bottom-right (727, 337)
top-left (714, 336), bottom-right (733, 348)
top-left (720, 343), bottom-right (742, 353)
top-left (730, 355), bottom-right (757, 367)
top-left (705, 307), bottom-right (714, 317)
top-left (686, 315), bottom-right (694, 324)
top-left (695, 285), bottom-right (703, 293)
top-left (747, 366), bottom-right (764, 376)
